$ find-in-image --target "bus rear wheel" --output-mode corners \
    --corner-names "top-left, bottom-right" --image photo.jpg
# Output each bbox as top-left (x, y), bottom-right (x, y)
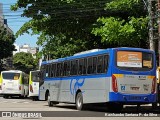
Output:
top-left (3, 95), bottom-right (9, 99)
top-left (76, 92), bottom-right (85, 110)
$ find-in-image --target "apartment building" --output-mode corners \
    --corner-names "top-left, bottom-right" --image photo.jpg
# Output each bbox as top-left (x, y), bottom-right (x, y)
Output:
top-left (13, 44), bottom-right (39, 58)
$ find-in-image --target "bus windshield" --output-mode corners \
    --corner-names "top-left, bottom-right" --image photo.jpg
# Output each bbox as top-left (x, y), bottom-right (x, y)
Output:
top-left (2, 73), bottom-right (20, 80)
top-left (116, 51), bottom-right (153, 71)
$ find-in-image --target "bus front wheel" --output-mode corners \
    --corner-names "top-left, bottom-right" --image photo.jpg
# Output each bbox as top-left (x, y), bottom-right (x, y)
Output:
top-left (76, 92), bottom-right (85, 110)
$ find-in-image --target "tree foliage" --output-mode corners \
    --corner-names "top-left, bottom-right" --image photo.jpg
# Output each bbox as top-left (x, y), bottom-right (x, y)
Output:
top-left (92, 0), bottom-right (149, 48)
top-left (105, 0), bottom-right (147, 17)
top-left (13, 52), bottom-right (37, 74)
top-left (0, 26), bottom-right (15, 71)
top-left (92, 17), bottom-right (148, 48)
top-left (11, 0), bottom-right (149, 59)
top-left (11, 0), bottom-right (110, 58)
top-left (0, 26), bottom-right (15, 59)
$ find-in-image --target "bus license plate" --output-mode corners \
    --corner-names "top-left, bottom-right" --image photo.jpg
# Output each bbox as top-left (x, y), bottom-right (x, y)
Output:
top-left (130, 87), bottom-right (140, 91)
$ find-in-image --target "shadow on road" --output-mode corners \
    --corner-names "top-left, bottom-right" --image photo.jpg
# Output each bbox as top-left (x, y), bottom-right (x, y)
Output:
top-left (49, 103), bottom-right (160, 113)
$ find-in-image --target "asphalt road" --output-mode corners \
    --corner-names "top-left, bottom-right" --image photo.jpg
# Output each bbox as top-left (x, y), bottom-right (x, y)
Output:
top-left (0, 96), bottom-right (160, 120)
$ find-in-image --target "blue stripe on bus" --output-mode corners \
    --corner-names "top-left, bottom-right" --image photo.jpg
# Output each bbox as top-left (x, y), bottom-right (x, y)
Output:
top-left (44, 74), bottom-right (108, 81)
top-left (44, 72), bottom-right (155, 81)
top-left (109, 92), bottom-right (156, 103)
top-left (44, 71), bottom-right (156, 81)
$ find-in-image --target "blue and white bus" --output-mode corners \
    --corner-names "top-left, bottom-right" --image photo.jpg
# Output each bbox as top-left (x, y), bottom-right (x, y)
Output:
top-left (39, 47), bottom-right (156, 111)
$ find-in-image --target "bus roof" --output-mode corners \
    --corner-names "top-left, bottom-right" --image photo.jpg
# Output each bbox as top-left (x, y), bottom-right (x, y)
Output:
top-left (41, 47), bottom-right (154, 65)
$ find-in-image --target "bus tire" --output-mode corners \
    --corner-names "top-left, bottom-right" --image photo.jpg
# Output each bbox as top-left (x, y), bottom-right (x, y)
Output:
top-left (152, 103), bottom-right (157, 109)
top-left (47, 92), bottom-right (53, 107)
top-left (52, 102), bottom-right (59, 106)
top-left (45, 91), bottom-right (49, 101)
top-left (23, 90), bottom-right (26, 98)
top-left (19, 95), bottom-right (24, 99)
top-left (76, 92), bottom-right (84, 110)
top-left (32, 96), bottom-right (39, 101)
top-left (3, 95), bottom-right (9, 99)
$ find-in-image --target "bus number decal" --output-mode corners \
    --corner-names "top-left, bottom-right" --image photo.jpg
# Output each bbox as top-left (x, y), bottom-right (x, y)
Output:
top-left (121, 86), bottom-right (126, 91)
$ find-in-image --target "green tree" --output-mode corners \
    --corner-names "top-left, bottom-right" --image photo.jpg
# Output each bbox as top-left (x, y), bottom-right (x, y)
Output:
top-left (0, 26), bottom-right (15, 59)
top-left (11, 0), bottom-right (149, 59)
top-left (92, 0), bottom-right (149, 48)
top-left (92, 17), bottom-right (148, 48)
top-left (11, 0), bottom-right (110, 58)
top-left (13, 52), bottom-right (37, 74)
top-left (0, 26), bottom-right (15, 71)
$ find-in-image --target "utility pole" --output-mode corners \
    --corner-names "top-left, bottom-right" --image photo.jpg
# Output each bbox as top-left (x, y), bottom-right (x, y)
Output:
top-left (148, 0), bottom-right (159, 65)
top-left (149, 0), bottom-right (155, 51)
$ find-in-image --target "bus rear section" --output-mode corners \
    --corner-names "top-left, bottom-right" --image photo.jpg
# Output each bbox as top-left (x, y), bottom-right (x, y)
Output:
top-left (109, 49), bottom-right (156, 104)
top-left (1, 71), bottom-right (29, 98)
top-left (29, 70), bottom-right (40, 100)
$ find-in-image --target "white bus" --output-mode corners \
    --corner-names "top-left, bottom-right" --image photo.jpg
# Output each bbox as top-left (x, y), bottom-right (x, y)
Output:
top-left (29, 70), bottom-right (40, 100)
top-left (0, 70), bottom-right (29, 98)
top-left (39, 48), bottom-right (156, 112)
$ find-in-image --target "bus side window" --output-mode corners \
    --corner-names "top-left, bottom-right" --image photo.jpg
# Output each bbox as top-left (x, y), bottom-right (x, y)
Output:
top-left (48, 64), bottom-right (51, 77)
top-left (79, 59), bottom-right (83, 75)
top-left (97, 56), bottom-right (103, 73)
top-left (22, 75), bottom-right (24, 84)
top-left (63, 62), bottom-right (67, 76)
top-left (75, 60), bottom-right (78, 75)
top-left (83, 58), bottom-right (87, 75)
top-left (54, 63), bottom-right (57, 77)
top-left (87, 57), bottom-right (93, 74)
top-left (56, 63), bottom-right (58, 77)
top-left (56, 63), bottom-right (62, 77)
top-left (66, 61), bottom-right (70, 76)
top-left (60, 62), bottom-right (63, 76)
top-left (51, 64), bottom-right (55, 77)
top-left (104, 55), bottom-right (109, 73)
top-left (93, 57), bottom-right (97, 74)
top-left (41, 65), bottom-right (46, 79)
top-left (71, 60), bottom-right (78, 75)
top-left (39, 71), bottom-right (44, 82)
top-left (70, 61), bottom-right (73, 76)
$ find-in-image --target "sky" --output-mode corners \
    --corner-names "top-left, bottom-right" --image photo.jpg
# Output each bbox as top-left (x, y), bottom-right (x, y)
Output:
top-left (0, 0), bottom-right (39, 47)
